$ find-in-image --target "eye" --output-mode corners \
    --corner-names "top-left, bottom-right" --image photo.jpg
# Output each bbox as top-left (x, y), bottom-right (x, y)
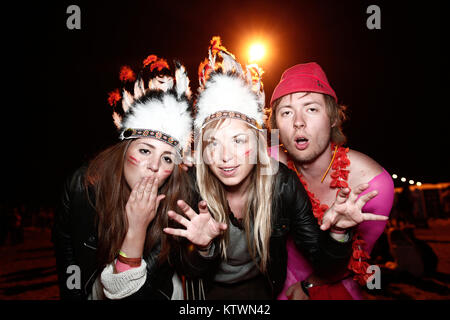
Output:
top-left (280, 110), bottom-right (292, 117)
top-left (307, 105), bottom-right (319, 112)
top-left (234, 136), bottom-right (247, 144)
top-left (207, 140), bottom-right (218, 148)
top-left (162, 156), bottom-right (173, 164)
top-left (139, 148), bottom-right (150, 155)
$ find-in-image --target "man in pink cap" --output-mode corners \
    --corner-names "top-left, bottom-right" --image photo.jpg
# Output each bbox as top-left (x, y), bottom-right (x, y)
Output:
top-left (268, 62), bottom-right (395, 300)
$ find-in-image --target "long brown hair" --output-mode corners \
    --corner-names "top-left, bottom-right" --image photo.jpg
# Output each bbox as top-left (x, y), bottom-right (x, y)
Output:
top-left (85, 139), bottom-right (192, 268)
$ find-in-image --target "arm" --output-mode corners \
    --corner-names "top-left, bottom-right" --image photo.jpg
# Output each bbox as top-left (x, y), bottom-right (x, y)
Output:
top-left (356, 169), bottom-right (394, 253)
top-left (51, 168), bottom-right (86, 300)
top-left (100, 174), bottom-right (165, 299)
top-left (163, 200), bottom-right (227, 279)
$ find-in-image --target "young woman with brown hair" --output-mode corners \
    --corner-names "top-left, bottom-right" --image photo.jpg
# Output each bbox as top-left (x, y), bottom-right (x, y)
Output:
top-left (52, 59), bottom-right (195, 300)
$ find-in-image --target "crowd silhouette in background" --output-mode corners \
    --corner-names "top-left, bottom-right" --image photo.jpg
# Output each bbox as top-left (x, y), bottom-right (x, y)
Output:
top-left (0, 203), bottom-right (54, 246)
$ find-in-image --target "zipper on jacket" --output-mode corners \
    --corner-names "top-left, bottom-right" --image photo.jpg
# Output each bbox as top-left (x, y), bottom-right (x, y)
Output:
top-left (83, 242), bottom-right (97, 250)
top-left (84, 269), bottom-right (99, 296)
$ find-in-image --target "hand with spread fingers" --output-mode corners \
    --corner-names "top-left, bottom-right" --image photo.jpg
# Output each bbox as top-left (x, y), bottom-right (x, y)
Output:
top-left (164, 200), bottom-right (227, 249)
top-left (321, 183), bottom-right (388, 232)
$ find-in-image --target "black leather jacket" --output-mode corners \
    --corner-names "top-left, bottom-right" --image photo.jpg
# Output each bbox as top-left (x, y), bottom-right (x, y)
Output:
top-left (51, 166), bottom-right (174, 300)
top-left (53, 163), bottom-right (352, 300)
top-left (175, 162), bottom-right (353, 298)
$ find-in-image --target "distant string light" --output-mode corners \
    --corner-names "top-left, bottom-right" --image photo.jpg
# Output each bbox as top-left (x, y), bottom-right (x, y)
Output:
top-left (392, 173), bottom-right (423, 187)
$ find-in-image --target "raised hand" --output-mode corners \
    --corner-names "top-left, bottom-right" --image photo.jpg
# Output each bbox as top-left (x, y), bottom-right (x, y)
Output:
top-left (121, 174), bottom-right (166, 258)
top-left (164, 200), bottom-right (227, 248)
top-left (321, 183), bottom-right (388, 231)
top-left (125, 174), bottom-right (166, 235)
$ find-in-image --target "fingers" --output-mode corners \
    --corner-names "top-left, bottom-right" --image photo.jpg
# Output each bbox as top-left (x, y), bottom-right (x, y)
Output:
top-left (167, 210), bottom-right (190, 227)
top-left (130, 177), bottom-right (147, 202)
top-left (335, 188), bottom-right (350, 205)
top-left (356, 190), bottom-right (378, 209)
top-left (353, 183), bottom-right (370, 196)
top-left (163, 227), bottom-right (188, 238)
top-left (348, 183), bottom-right (370, 203)
top-left (129, 180), bottom-right (139, 202)
top-left (177, 200), bottom-right (197, 219)
top-left (285, 285), bottom-right (294, 299)
top-left (145, 176), bottom-right (158, 203)
top-left (320, 210), bottom-right (335, 231)
top-left (156, 194), bottom-right (166, 208)
top-left (361, 213), bottom-right (388, 222)
top-left (219, 222), bottom-right (228, 231)
top-left (198, 201), bottom-right (209, 214)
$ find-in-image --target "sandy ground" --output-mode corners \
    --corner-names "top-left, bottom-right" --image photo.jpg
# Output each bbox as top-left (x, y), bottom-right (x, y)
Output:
top-left (1, 219), bottom-right (449, 300)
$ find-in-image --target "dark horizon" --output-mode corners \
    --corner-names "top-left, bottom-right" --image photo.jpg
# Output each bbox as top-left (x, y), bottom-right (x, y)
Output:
top-left (3, 0), bottom-right (446, 207)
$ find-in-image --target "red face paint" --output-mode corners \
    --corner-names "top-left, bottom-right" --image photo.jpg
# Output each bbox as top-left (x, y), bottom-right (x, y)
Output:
top-left (127, 155), bottom-right (140, 166)
top-left (244, 149), bottom-right (252, 157)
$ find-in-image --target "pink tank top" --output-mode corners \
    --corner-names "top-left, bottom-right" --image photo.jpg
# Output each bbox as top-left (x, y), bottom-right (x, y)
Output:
top-left (277, 165), bottom-right (394, 300)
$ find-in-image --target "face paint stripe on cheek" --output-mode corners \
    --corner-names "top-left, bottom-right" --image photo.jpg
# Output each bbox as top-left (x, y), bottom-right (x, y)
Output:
top-left (127, 155), bottom-right (140, 166)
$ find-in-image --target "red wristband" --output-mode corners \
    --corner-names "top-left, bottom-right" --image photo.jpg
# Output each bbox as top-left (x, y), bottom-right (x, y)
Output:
top-left (117, 254), bottom-right (142, 267)
top-left (330, 227), bottom-right (347, 234)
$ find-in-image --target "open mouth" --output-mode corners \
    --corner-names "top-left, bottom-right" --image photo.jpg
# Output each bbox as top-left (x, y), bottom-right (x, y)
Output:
top-left (219, 166), bottom-right (239, 176)
top-left (294, 136), bottom-right (309, 150)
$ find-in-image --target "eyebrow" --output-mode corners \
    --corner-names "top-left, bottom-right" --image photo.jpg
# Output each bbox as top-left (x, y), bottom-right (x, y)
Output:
top-left (278, 101), bottom-right (319, 109)
top-left (205, 133), bottom-right (248, 142)
top-left (139, 142), bottom-right (175, 156)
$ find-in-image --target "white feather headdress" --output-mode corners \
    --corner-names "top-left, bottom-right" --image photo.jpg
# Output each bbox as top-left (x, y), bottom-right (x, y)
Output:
top-left (108, 58), bottom-right (192, 154)
top-left (195, 36), bottom-right (265, 131)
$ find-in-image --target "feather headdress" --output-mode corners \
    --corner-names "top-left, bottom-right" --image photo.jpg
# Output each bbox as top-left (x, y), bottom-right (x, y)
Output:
top-left (195, 36), bottom-right (265, 131)
top-left (107, 56), bottom-right (192, 154)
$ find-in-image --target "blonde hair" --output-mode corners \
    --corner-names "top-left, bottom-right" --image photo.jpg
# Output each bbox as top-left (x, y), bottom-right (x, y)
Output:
top-left (195, 118), bottom-right (274, 272)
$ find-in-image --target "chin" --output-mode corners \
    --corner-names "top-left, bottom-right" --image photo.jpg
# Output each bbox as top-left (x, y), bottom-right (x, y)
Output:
top-left (216, 175), bottom-right (242, 187)
top-left (287, 147), bottom-right (317, 164)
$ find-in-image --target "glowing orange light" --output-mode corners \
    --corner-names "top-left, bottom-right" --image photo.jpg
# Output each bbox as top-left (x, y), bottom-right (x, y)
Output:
top-left (249, 43), bottom-right (266, 62)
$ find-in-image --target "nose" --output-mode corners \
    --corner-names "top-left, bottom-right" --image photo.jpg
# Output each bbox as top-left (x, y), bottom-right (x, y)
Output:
top-left (220, 144), bottom-right (234, 163)
top-left (293, 112), bottom-right (305, 129)
top-left (147, 159), bottom-right (160, 172)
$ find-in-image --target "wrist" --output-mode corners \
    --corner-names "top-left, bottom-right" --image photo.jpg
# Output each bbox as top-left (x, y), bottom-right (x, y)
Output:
top-left (329, 230), bottom-right (350, 242)
top-left (330, 226), bottom-right (348, 234)
top-left (195, 241), bottom-right (213, 252)
top-left (121, 230), bottom-right (146, 258)
top-left (117, 251), bottom-right (142, 268)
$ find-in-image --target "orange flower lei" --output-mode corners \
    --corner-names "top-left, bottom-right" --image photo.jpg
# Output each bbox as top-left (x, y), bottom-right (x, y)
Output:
top-left (287, 143), bottom-right (372, 286)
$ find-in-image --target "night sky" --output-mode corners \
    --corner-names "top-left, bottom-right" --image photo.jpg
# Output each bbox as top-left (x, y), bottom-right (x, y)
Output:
top-left (3, 0), bottom-right (446, 207)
